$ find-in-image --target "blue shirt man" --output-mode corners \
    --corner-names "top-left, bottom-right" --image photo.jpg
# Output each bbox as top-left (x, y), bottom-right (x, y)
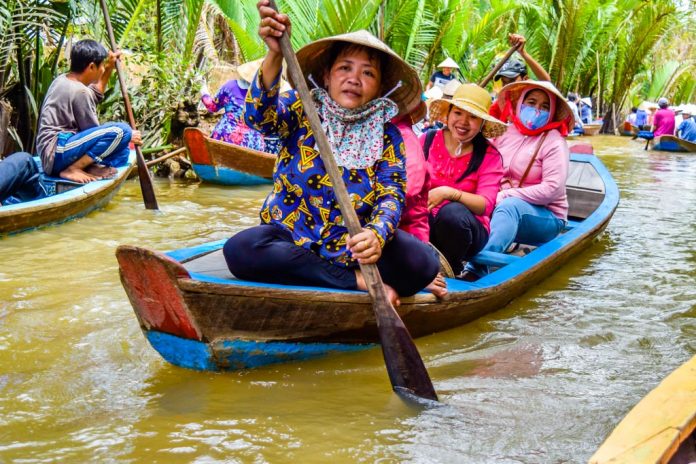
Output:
top-left (677, 113), bottom-right (696, 142)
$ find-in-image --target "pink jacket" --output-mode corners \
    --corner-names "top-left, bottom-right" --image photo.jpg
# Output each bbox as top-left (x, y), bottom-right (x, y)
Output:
top-left (421, 130), bottom-right (503, 233)
top-left (395, 120), bottom-right (430, 242)
top-left (492, 125), bottom-right (569, 220)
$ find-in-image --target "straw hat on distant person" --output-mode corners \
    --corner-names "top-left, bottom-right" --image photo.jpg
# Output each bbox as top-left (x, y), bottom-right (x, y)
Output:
top-left (437, 57), bottom-right (460, 69)
top-left (428, 83), bottom-right (508, 138)
top-left (294, 30), bottom-right (422, 117)
top-left (237, 58), bottom-right (291, 92)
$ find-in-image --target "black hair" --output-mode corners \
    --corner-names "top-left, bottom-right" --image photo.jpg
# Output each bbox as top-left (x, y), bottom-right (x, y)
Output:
top-left (70, 39), bottom-right (108, 73)
top-left (567, 93), bottom-right (577, 102)
top-left (456, 131), bottom-right (491, 182)
top-left (631, 107), bottom-right (638, 113)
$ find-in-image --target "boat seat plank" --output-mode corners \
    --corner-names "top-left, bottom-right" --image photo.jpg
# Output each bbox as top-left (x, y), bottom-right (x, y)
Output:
top-left (182, 250), bottom-right (235, 280)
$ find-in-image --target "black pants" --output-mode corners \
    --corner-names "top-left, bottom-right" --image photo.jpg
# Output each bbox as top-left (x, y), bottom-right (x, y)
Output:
top-left (223, 224), bottom-right (440, 296)
top-left (429, 202), bottom-right (489, 275)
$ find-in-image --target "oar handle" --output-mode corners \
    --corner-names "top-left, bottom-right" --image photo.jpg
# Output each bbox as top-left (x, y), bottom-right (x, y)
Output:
top-left (267, 0), bottom-right (437, 401)
top-left (478, 43), bottom-right (521, 88)
top-left (99, 0), bottom-right (159, 210)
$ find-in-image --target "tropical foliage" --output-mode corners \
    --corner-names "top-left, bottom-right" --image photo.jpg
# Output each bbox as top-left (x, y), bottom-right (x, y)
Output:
top-left (1, 0), bottom-right (694, 154)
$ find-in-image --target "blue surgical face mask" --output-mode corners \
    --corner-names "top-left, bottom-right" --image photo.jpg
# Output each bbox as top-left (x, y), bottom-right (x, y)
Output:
top-left (519, 104), bottom-right (550, 130)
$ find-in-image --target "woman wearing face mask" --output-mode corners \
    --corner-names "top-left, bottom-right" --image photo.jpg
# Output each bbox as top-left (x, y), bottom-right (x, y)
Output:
top-left (222, 1), bottom-right (440, 305)
top-left (421, 84), bottom-right (507, 276)
top-left (461, 81), bottom-right (573, 281)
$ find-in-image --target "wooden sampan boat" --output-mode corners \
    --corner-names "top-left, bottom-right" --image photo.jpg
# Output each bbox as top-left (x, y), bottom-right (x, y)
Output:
top-left (589, 355), bottom-right (696, 464)
top-left (651, 135), bottom-right (690, 152)
top-left (583, 123), bottom-right (603, 136)
top-left (116, 152), bottom-right (619, 372)
top-left (0, 151), bottom-right (134, 236)
top-left (184, 127), bottom-right (275, 186)
top-left (619, 121), bottom-right (637, 137)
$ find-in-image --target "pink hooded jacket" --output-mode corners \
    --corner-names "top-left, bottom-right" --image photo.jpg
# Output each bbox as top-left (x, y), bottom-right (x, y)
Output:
top-left (492, 124), bottom-right (569, 220)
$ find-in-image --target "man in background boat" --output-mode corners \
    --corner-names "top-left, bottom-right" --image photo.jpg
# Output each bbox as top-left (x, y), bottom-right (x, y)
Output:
top-left (426, 57), bottom-right (461, 91)
top-left (652, 97), bottom-right (676, 137)
top-left (567, 93), bottom-right (583, 132)
top-left (35, 39), bottom-right (141, 184)
top-left (677, 107), bottom-right (696, 143)
top-left (489, 34), bottom-right (551, 121)
top-left (0, 152), bottom-right (45, 206)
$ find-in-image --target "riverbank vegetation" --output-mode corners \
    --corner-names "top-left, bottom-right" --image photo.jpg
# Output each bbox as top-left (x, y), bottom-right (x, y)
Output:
top-left (1, 0), bottom-right (694, 154)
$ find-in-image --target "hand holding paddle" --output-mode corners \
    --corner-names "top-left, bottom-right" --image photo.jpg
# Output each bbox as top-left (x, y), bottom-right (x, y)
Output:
top-left (478, 43), bottom-right (522, 88)
top-left (262, 0), bottom-right (437, 402)
top-left (98, 0), bottom-right (159, 210)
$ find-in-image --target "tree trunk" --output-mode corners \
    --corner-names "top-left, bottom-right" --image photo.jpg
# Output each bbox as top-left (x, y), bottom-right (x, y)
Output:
top-left (601, 106), bottom-right (616, 134)
top-left (0, 100), bottom-right (12, 157)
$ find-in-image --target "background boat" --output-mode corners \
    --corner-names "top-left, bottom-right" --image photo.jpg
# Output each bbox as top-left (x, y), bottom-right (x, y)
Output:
top-left (116, 150), bottom-right (619, 372)
top-left (0, 151), bottom-right (135, 236)
top-left (184, 127), bottom-right (275, 186)
top-left (589, 355), bottom-right (696, 464)
top-left (651, 135), bottom-right (690, 152)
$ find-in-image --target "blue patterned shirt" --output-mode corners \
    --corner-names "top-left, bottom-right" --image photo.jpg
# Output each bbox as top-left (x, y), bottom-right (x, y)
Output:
top-left (244, 70), bottom-right (407, 267)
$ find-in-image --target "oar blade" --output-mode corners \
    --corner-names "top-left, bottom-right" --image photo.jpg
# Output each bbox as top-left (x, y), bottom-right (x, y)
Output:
top-left (373, 298), bottom-right (438, 402)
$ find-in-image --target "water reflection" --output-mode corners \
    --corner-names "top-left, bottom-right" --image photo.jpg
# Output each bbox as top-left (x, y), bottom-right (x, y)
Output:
top-left (0, 135), bottom-right (694, 462)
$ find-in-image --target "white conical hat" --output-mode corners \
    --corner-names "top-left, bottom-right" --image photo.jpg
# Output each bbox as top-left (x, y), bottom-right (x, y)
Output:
top-left (437, 57), bottom-right (460, 69)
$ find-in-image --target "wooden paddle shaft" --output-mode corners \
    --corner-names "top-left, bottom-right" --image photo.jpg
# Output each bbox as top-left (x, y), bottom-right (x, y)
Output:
top-left (99, 0), bottom-right (159, 210)
top-left (478, 44), bottom-right (521, 88)
top-left (267, 0), bottom-right (437, 401)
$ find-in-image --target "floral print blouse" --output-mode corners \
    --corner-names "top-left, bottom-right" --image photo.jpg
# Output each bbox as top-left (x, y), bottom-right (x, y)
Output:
top-left (244, 70), bottom-right (407, 267)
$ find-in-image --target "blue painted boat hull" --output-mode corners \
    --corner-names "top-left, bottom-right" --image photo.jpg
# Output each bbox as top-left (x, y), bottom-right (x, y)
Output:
top-left (191, 163), bottom-right (271, 186)
top-left (117, 153), bottom-right (619, 372)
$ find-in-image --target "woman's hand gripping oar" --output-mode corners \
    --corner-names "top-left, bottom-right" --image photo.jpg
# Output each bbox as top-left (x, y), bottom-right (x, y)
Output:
top-left (266, 0), bottom-right (437, 402)
top-left (99, 0), bottom-right (159, 210)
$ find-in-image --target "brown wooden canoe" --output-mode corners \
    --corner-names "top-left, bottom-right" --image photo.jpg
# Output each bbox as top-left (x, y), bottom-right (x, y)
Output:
top-left (184, 127), bottom-right (275, 185)
top-left (116, 152), bottom-right (619, 371)
top-left (0, 153), bottom-right (134, 236)
top-left (583, 123), bottom-right (602, 136)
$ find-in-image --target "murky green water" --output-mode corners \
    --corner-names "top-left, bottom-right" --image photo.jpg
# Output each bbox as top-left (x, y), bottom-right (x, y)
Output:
top-left (1, 135), bottom-right (695, 463)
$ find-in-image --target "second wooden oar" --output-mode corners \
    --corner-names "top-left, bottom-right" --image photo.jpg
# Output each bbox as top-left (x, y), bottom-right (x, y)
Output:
top-left (478, 44), bottom-right (521, 88)
top-left (268, 1), bottom-right (437, 402)
top-left (98, 0), bottom-right (159, 210)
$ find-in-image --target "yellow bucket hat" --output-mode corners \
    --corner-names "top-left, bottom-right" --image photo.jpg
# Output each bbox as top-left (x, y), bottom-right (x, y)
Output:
top-left (429, 83), bottom-right (508, 138)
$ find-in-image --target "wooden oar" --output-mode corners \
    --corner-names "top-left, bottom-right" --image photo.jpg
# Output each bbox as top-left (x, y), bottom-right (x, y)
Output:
top-left (478, 44), bottom-right (521, 87)
top-left (267, 1), bottom-right (437, 402)
top-left (98, 0), bottom-right (159, 210)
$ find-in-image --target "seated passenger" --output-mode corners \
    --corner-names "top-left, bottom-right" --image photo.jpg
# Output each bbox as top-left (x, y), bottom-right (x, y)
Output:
top-left (580, 97), bottom-right (593, 124)
top-left (421, 84), bottom-right (505, 276)
top-left (677, 108), bottom-right (696, 142)
top-left (200, 59), bottom-right (267, 152)
top-left (462, 81), bottom-right (572, 281)
top-left (36, 39), bottom-right (140, 184)
top-left (653, 98), bottom-right (676, 137)
top-left (0, 152), bottom-right (45, 206)
top-left (223, 6), bottom-right (440, 305)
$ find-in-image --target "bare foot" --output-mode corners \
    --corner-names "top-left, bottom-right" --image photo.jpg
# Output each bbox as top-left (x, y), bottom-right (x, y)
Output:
top-left (355, 270), bottom-right (401, 307)
top-left (426, 273), bottom-right (448, 298)
top-left (59, 165), bottom-right (98, 183)
top-left (85, 164), bottom-right (117, 179)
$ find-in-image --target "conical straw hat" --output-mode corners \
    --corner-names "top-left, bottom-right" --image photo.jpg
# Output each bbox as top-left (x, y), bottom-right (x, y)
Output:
top-left (294, 30), bottom-right (422, 117)
top-left (437, 57), bottom-right (460, 69)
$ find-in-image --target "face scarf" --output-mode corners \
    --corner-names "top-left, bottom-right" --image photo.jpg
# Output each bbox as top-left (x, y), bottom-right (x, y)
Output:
top-left (311, 87), bottom-right (399, 169)
top-left (499, 87), bottom-right (571, 137)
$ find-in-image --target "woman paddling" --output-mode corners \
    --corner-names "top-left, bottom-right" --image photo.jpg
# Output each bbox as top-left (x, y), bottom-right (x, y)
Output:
top-left (462, 81), bottom-right (572, 281)
top-left (223, 1), bottom-right (441, 304)
top-left (421, 83), bottom-right (506, 276)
